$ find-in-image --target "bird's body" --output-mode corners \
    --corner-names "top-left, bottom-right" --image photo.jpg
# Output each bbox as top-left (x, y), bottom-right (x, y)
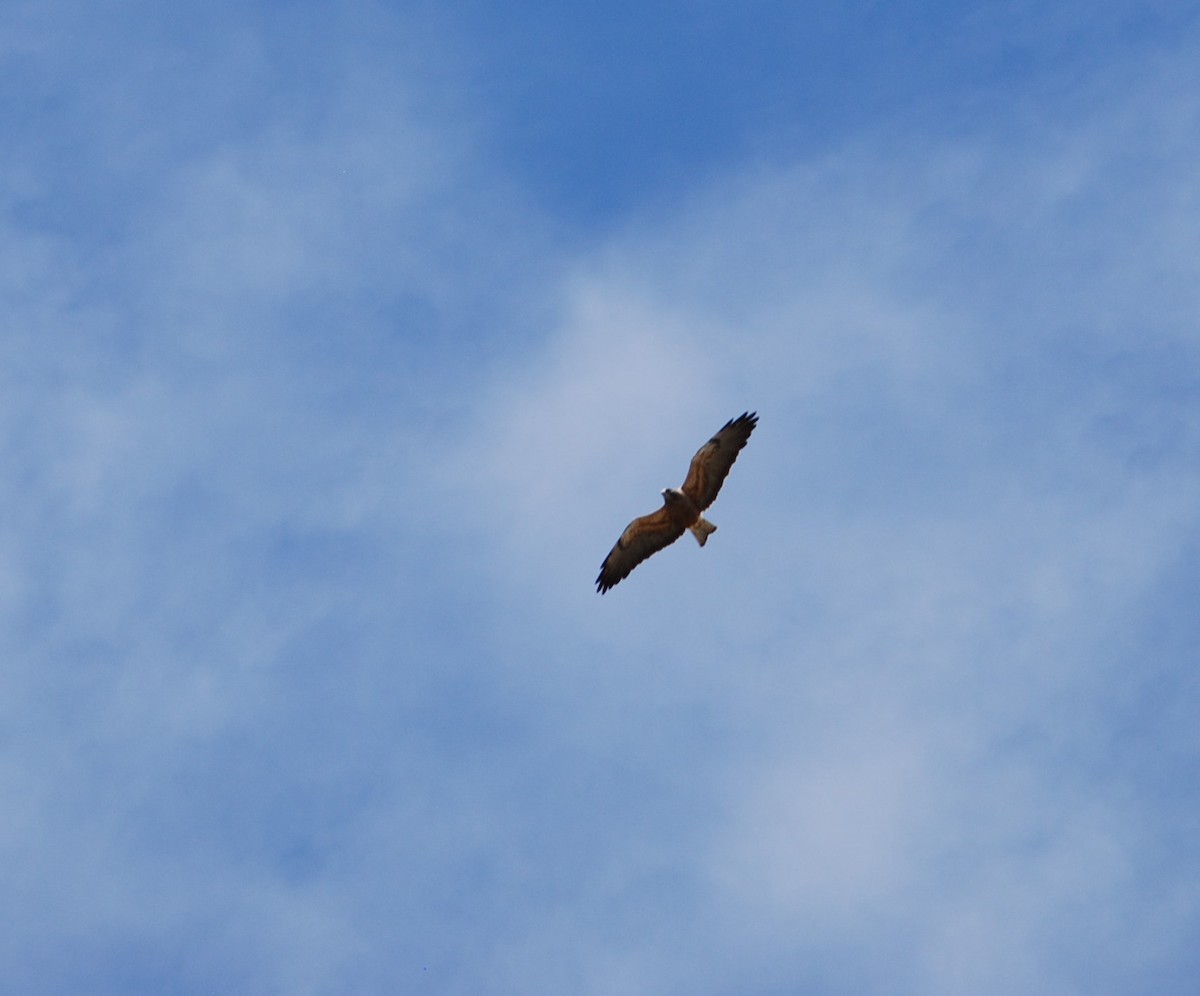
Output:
top-left (660, 487), bottom-right (716, 546)
top-left (595, 412), bottom-right (757, 593)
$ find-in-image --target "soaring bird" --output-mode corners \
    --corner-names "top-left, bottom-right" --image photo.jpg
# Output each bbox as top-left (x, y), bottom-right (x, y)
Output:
top-left (596, 412), bottom-right (757, 593)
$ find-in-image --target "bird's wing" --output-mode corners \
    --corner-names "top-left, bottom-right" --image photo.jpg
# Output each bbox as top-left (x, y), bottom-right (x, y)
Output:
top-left (596, 507), bottom-right (687, 593)
top-left (680, 411), bottom-right (758, 510)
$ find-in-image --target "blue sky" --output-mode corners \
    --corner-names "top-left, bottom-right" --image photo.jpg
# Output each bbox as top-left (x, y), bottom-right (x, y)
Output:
top-left (4, 1), bottom-right (1200, 993)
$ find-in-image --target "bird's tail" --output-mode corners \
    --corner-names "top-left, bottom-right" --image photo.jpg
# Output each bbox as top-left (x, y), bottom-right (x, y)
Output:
top-left (689, 518), bottom-right (717, 546)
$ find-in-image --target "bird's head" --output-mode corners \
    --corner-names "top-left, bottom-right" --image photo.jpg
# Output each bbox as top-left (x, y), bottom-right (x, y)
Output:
top-left (661, 487), bottom-right (685, 505)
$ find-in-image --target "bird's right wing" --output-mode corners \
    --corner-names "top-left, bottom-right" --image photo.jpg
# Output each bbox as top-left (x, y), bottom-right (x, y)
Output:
top-left (595, 507), bottom-right (686, 593)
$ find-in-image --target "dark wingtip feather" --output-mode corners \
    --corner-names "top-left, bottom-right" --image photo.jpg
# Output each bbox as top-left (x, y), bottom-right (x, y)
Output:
top-left (720, 411), bottom-right (759, 432)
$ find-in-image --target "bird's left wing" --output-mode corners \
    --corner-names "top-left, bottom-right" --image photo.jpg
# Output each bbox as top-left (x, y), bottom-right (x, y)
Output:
top-left (596, 507), bottom-right (686, 593)
top-left (681, 411), bottom-right (758, 510)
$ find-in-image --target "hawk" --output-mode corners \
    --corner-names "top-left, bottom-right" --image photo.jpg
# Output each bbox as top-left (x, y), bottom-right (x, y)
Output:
top-left (596, 411), bottom-right (758, 593)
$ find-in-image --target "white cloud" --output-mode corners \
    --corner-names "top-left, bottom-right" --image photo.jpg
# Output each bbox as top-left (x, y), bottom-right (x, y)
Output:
top-left (4, 5), bottom-right (1200, 993)
top-left (437, 30), bottom-right (1200, 994)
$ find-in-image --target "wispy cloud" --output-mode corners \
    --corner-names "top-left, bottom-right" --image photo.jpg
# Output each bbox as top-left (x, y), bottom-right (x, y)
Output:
top-left (451, 28), bottom-right (1200, 994)
top-left (2, 2), bottom-right (1199, 993)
